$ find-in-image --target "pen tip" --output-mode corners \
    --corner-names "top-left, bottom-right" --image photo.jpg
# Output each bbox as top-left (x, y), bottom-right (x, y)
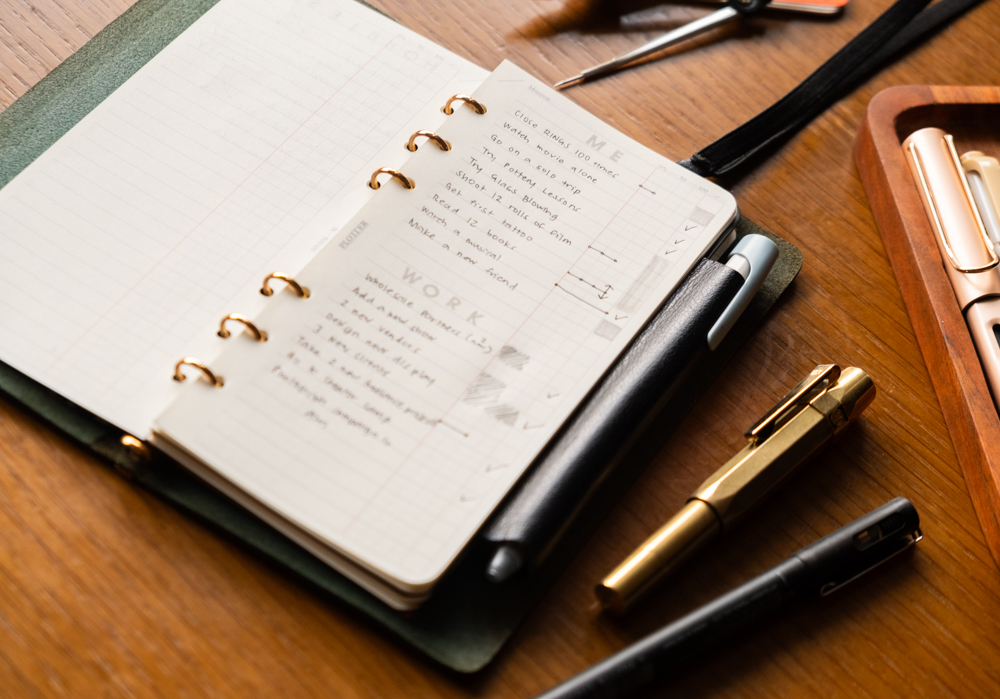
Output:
top-left (486, 545), bottom-right (523, 583)
top-left (553, 75), bottom-right (582, 90)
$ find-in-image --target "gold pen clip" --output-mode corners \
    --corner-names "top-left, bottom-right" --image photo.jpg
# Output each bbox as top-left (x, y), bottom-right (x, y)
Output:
top-left (908, 134), bottom-right (998, 273)
top-left (744, 364), bottom-right (841, 446)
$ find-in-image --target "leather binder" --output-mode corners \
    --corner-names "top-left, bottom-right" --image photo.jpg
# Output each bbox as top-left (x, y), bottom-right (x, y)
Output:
top-left (0, 0), bottom-right (801, 671)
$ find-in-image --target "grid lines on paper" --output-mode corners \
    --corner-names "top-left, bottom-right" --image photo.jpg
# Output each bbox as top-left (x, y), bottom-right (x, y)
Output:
top-left (0, 0), bottom-right (472, 433)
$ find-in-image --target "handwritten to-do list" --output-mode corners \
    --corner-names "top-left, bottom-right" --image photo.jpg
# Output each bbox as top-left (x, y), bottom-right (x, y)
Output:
top-left (156, 62), bottom-right (737, 594)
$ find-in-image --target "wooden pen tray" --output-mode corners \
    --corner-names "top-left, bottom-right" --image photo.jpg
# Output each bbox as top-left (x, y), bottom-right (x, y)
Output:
top-left (856, 85), bottom-right (1000, 567)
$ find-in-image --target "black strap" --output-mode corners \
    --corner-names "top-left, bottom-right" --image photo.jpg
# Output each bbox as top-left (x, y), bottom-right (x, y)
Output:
top-left (679, 0), bottom-right (988, 177)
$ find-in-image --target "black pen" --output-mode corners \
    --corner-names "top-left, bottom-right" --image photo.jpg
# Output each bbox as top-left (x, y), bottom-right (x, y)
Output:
top-left (533, 497), bottom-right (922, 699)
top-left (483, 234), bottom-right (779, 582)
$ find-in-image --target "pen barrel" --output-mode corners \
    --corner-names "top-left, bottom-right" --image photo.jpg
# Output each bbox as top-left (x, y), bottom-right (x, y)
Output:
top-left (542, 499), bottom-right (920, 699)
top-left (598, 500), bottom-right (721, 613)
top-left (538, 559), bottom-right (807, 699)
top-left (695, 408), bottom-right (832, 523)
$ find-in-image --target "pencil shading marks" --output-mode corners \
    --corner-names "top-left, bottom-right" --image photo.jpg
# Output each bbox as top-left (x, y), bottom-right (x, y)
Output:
top-left (497, 345), bottom-right (530, 370)
top-left (688, 205), bottom-right (715, 227)
top-left (616, 254), bottom-right (668, 313)
top-left (485, 404), bottom-right (520, 426)
top-left (594, 319), bottom-right (622, 340)
top-left (464, 373), bottom-right (518, 425)
top-left (464, 373), bottom-right (505, 405)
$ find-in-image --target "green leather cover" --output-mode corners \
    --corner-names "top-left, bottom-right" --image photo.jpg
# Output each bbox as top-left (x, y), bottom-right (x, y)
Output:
top-left (0, 0), bottom-right (802, 672)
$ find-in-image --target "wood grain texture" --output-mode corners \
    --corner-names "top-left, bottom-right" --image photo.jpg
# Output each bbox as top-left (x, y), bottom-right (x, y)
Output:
top-left (2, 0), bottom-right (1000, 696)
top-left (856, 86), bottom-right (1000, 572)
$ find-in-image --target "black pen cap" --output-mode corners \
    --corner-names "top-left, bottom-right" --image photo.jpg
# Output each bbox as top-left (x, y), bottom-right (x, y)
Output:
top-left (791, 498), bottom-right (921, 598)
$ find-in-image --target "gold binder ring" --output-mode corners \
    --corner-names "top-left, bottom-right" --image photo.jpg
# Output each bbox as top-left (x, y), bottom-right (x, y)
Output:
top-left (173, 357), bottom-right (224, 387)
top-left (260, 272), bottom-right (310, 298)
top-left (405, 130), bottom-right (452, 152)
top-left (368, 167), bottom-right (415, 190)
top-left (442, 95), bottom-right (486, 115)
top-left (406, 129), bottom-right (451, 153)
top-left (218, 313), bottom-right (268, 342)
top-left (120, 435), bottom-right (152, 463)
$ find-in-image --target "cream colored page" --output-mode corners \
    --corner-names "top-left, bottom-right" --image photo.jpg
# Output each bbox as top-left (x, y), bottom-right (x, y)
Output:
top-left (0, 0), bottom-right (486, 437)
top-left (155, 61), bottom-right (738, 589)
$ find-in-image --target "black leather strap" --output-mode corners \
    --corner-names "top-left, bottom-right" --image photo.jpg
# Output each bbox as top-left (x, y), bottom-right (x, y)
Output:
top-left (679, 0), bottom-right (987, 177)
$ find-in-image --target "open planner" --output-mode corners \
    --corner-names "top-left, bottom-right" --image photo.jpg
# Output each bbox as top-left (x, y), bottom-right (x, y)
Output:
top-left (0, 0), bottom-right (738, 609)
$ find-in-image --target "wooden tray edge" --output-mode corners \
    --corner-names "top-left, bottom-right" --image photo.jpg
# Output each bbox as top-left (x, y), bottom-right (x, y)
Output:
top-left (855, 85), bottom-right (1000, 567)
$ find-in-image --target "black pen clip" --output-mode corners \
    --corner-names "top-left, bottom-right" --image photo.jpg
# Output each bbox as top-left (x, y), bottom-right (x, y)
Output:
top-left (819, 528), bottom-right (922, 596)
top-left (795, 498), bottom-right (923, 597)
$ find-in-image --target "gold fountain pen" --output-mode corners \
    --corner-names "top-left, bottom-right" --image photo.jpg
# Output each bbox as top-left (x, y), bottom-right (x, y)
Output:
top-left (596, 364), bottom-right (876, 613)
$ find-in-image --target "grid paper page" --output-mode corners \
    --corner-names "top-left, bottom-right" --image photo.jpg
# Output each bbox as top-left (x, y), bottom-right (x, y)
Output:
top-left (0, 0), bottom-right (487, 436)
top-left (155, 62), bottom-right (738, 593)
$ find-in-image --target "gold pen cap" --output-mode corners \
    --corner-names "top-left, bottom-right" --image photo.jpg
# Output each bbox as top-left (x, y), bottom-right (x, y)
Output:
top-left (808, 366), bottom-right (876, 432)
top-left (596, 366), bottom-right (875, 613)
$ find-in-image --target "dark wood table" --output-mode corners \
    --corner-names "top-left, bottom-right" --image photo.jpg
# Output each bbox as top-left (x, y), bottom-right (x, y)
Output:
top-left (2, 0), bottom-right (999, 695)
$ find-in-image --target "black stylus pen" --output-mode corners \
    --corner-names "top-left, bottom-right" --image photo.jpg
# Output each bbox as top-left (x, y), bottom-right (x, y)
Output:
top-left (533, 498), bottom-right (922, 699)
top-left (484, 235), bottom-right (778, 582)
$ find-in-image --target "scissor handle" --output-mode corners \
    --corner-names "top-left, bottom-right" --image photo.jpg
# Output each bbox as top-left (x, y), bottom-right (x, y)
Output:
top-left (727, 0), bottom-right (771, 15)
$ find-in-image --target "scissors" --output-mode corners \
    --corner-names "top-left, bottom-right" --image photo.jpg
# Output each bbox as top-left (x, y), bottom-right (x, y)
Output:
top-left (554, 0), bottom-right (849, 89)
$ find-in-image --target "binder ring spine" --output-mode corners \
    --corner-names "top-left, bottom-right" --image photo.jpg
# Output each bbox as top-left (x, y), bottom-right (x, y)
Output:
top-left (368, 167), bottom-right (415, 190)
top-left (260, 272), bottom-right (311, 298)
top-left (441, 94), bottom-right (486, 115)
top-left (120, 435), bottom-right (152, 462)
top-left (173, 357), bottom-right (224, 387)
top-left (405, 130), bottom-right (451, 152)
top-left (218, 313), bottom-right (268, 342)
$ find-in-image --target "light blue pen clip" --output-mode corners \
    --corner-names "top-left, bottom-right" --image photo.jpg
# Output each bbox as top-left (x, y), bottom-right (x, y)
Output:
top-left (707, 234), bottom-right (779, 350)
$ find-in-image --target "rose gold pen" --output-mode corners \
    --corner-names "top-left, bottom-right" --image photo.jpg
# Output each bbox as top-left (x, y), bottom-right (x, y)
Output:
top-left (903, 128), bottom-right (1000, 410)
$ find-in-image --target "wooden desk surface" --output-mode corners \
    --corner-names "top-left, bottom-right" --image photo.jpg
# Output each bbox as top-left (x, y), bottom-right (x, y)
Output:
top-left (2, 0), bottom-right (999, 696)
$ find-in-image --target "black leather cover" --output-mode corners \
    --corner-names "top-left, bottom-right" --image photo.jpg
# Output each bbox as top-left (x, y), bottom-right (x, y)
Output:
top-left (483, 257), bottom-right (745, 561)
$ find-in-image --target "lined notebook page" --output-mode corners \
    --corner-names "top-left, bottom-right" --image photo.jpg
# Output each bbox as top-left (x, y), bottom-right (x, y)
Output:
top-left (155, 62), bottom-right (738, 594)
top-left (0, 0), bottom-right (486, 436)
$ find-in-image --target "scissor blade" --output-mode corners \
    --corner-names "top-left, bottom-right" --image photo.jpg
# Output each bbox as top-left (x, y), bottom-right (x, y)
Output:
top-left (555, 6), bottom-right (739, 89)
